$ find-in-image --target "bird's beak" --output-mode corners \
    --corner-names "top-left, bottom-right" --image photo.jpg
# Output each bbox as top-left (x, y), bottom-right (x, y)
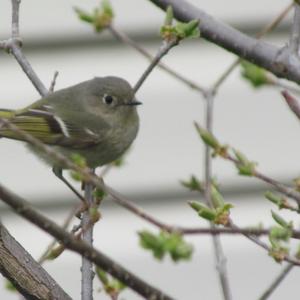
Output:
top-left (127, 98), bottom-right (142, 106)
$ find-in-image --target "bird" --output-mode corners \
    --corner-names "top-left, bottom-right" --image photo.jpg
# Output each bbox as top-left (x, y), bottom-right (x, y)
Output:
top-left (0, 76), bottom-right (141, 198)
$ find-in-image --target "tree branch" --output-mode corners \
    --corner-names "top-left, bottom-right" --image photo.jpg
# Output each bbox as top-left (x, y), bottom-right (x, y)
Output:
top-left (203, 92), bottom-right (232, 300)
top-left (147, 0), bottom-right (300, 84)
top-left (0, 222), bottom-right (72, 300)
top-left (258, 263), bottom-right (294, 300)
top-left (81, 181), bottom-right (95, 300)
top-left (0, 184), bottom-right (175, 300)
top-left (289, 2), bottom-right (300, 56)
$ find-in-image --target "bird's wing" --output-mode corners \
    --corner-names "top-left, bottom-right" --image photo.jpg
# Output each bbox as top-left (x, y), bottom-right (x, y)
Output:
top-left (0, 104), bottom-right (102, 148)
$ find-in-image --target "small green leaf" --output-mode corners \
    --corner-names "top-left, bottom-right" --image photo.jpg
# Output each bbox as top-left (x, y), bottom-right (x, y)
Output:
top-left (5, 280), bottom-right (16, 292)
top-left (194, 123), bottom-right (220, 149)
top-left (138, 230), bottom-right (193, 262)
top-left (175, 20), bottom-right (200, 39)
top-left (211, 185), bottom-right (225, 208)
top-left (240, 60), bottom-right (270, 88)
top-left (70, 153), bottom-right (87, 168)
top-left (96, 267), bottom-right (109, 285)
top-left (271, 211), bottom-right (293, 229)
top-left (93, 188), bottom-right (106, 199)
top-left (74, 7), bottom-right (94, 23)
top-left (189, 201), bottom-right (217, 221)
top-left (265, 191), bottom-right (282, 206)
top-left (96, 267), bottom-right (126, 296)
top-left (164, 6), bottom-right (174, 26)
top-left (138, 230), bottom-right (165, 260)
top-left (75, 0), bottom-right (114, 33)
top-left (214, 203), bottom-right (233, 226)
top-left (232, 149), bottom-right (256, 176)
top-left (181, 175), bottom-right (204, 192)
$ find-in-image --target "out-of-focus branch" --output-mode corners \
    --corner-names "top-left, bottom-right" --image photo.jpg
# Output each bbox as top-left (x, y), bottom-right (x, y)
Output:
top-left (0, 222), bottom-right (72, 300)
top-left (281, 90), bottom-right (300, 120)
top-left (258, 264), bottom-right (294, 300)
top-left (289, 2), bottom-right (300, 56)
top-left (0, 184), bottom-right (175, 300)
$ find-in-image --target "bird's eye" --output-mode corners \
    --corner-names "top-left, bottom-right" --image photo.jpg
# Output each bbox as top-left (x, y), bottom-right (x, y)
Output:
top-left (103, 94), bottom-right (114, 105)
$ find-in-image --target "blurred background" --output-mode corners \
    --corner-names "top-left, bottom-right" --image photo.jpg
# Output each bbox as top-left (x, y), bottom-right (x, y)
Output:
top-left (0, 0), bottom-right (300, 299)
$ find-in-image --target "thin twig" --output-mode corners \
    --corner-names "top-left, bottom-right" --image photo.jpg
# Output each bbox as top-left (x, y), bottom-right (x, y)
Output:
top-left (81, 180), bottom-right (95, 300)
top-left (289, 2), bottom-right (300, 55)
top-left (11, 0), bottom-right (20, 39)
top-left (38, 203), bottom-right (80, 264)
top-left (281, 90), bottom-right (300, 120)
top-left (213, 151), bottom-right (300, 206)
top-left (134, 39), bottom-right (178, 92)
top-left (258, 264), bottom-right (294, 300)
top-left (108, 25), bottom-right (206, 95)
top-left (49, 71), bottom-right (59, 92)
top-left (203, 92), bottom-right (232, 300)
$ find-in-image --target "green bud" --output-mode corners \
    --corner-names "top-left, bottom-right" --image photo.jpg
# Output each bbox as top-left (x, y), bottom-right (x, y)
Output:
top-left (181, 175), bottom-right (204, 192)
top-left (74, 7), bottom-right (94, 24)
top-left (46, 244), bottom-right (65, 260)
top-left (240, 60), bottom-right (270, 88)
top-left (194, 122), bottom-right (220, 149)
top-left (93, 188), bottom-right (106, 199)
top-left (265, 191), bottom-right (282, 206)
top-left (211, 185), bottom-right (225, 208)
top-left (102, 0), bottom-right (114, 17)
top-left (112, 156), bottom-right (125, 167)
top-left (70, 153), bottom-right (87, 168)
top-left (233, 149), bottom-right (256, 176)
top-left (96, 267), bottom-right (109, 285)
top-left (138, 230), bottom-right (165, 260)
top-left (215, 203), bottom-right (233, 226)
top-left (164, 6), bottom-right (174, 26)
top-left (175, 20), bottom-right (200, 39)
top-left (268, 247), bottom-right (289, 263)
top-left (271, 211), bottom-right (292, 229)
top-left (5, 280), bottom-right (16, 292)
top-left (138, 230), bottom-right (193, 262)
top-left (189, 201), bottom-right (217, 221)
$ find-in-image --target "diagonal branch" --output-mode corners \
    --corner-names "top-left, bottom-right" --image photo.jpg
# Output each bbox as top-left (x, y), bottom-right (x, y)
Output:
top-left (0, 222), bottom-right (72, 300)
top-left (0, 184), bottom-right (175, 300)
top-left (147, 0), bottom-right (300, 84)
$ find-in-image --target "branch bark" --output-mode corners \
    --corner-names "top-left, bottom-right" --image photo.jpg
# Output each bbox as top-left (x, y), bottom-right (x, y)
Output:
top-left (147, 0), bottom-right (300, 84)
top-left (0, 222), bottom-right (72, 300)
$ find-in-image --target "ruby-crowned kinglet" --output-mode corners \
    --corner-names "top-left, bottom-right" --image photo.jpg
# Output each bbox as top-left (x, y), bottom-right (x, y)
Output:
top-left (0, 76), bottom-right (141, 170)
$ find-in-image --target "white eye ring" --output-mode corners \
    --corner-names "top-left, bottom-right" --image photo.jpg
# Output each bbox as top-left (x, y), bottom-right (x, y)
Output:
top-left (103, 94), bottom-right (114, 105)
